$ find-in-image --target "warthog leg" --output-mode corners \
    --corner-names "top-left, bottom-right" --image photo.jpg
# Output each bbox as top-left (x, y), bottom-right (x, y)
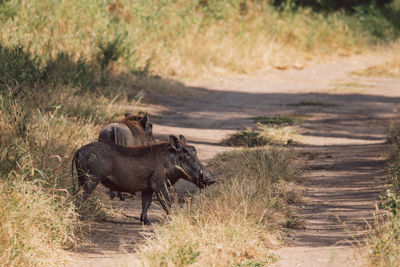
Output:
top-left (109, 190), bottom-right (117, 200)
top-left (109, 190), bottom-right (134, 201)
top-left (140, 190), bottom-right (153, 225)
top-left (83, 176), bottom-right (100, 200)
top-left (117, 191), bottom-right (126, 201)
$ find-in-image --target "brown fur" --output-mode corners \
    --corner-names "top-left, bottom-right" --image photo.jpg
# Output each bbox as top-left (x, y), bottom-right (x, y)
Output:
top-left (125, 114), bottom-right (144, 121)
top-left (120, 117), bottom-right (146, 140)
top-left (112, 140), bottom-right (171, 157)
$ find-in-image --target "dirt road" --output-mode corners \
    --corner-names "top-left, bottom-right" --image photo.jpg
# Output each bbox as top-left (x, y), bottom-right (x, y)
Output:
top-left (69, 54), bottom-right (400, 266)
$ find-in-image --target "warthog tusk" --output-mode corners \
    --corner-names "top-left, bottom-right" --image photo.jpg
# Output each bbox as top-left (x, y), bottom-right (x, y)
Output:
top-left (174, 165), bottom-right (191, 180)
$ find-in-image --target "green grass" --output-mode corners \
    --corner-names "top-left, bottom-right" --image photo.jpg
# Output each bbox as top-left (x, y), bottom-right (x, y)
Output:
top-left (136, 146), bottom-right (301, 266)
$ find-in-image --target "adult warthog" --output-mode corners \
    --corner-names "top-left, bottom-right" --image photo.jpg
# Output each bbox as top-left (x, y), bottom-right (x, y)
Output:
top-left (72, 135), bottom-right (215, 224)
top-left (99, 113), bottom-right (154, 200)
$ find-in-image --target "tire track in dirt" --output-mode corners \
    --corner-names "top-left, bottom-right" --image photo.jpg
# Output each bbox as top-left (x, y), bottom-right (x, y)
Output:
top-left (69, 54), bottom-right (399, 266)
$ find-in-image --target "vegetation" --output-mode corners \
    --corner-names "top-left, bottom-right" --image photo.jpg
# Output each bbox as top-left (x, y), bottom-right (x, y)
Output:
top-left (1, 0), bottom-right (399, 265)
top-left (221, 129), bottom-right (271, 147)
top-left (221, 115), bottom-right (302, 147)
top-left (137, 146), bottom-right (301, 266)
top-left (354, 41), bottom-right (400, 78)
top-left (367, 119), bottom-right (400, 266)
top-left (1, 0), bottom-right (400, 79)
top-left (0, 42), bottom-right (142, 266)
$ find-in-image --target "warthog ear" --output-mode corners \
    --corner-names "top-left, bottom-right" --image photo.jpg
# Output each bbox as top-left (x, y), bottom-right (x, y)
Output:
top-left (169, 135), bottom-right (181, 151)
top-left (179, 135), bottom-right (187, 144)
top-left (140, 113), bottom-right (149, 128)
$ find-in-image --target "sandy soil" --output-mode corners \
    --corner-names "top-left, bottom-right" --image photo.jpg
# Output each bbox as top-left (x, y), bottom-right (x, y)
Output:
top-left (68, 53), bottom-right (400, 266)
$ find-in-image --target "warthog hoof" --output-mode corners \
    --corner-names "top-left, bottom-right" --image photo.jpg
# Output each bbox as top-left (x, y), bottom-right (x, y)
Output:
top-left (140, 218), bottom-right (151, 225)
top-left (118, 192), bottom-right (126, 201)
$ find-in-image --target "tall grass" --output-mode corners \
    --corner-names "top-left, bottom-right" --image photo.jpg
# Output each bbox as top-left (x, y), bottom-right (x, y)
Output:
top-left (1, 0), bottom-right (399, 78)
top-left (137, 147), bottom-right (301, 266)
top-left (0, 42), bottom-right (143, 265)
top-left (367, 119), bottom-right (400, 266)
top-left (0, 179), bottom-right (77, 266)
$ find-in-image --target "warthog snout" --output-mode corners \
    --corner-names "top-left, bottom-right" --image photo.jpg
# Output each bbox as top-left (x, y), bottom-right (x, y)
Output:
top-left (199, 169), bottom-right (216, 187)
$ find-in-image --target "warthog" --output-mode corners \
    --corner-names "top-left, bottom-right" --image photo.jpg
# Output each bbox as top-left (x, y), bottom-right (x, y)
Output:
top-left (72, 135), bottom-right (215, 224)
top-left (99, 113), bottom-right (154, 146)
top-left (124, 113), bottom-right (154, 144)
top-left (99, 113), bottom-right (154, 200)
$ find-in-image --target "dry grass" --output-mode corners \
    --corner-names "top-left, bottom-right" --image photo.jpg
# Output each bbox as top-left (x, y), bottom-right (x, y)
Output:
top-left (221, 117), bottom-right (302, 147)
top-left (0, 52), bottom-right (144, 265)
top-left (367, 205), bottom-right (400, 266)
top-left (366, 119), bottom-right (400, 265)
top-left (1, 1), bottom-right (397, 79)
top-left (353, 41), bottom-right (400, 78)
top-left (136, 146), bottom-right (301, 266)
top-left (0, 179), bottom-right (77, 267)
top-left (257, 123), bottom-right (302, 145)
top-left (0, 1), bottom-right (398, 265)
top-left (220, 128), bottom-right (271, 147)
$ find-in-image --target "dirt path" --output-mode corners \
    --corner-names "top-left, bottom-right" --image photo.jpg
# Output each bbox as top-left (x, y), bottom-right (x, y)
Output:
top-left (69, 54), bottom-right (400, 266)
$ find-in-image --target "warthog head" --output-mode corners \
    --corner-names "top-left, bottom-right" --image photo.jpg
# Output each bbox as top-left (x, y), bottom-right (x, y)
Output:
top-left (125, 113), bottom-right (154, 143)
top-left (169, 135), bottom-right (215, 188)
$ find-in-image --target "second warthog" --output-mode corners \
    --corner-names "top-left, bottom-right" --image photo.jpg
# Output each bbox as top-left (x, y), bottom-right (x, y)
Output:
top-left (72, 135), bottom-right (215, 224)
top-left (99, 113), bottom-right (154, 200)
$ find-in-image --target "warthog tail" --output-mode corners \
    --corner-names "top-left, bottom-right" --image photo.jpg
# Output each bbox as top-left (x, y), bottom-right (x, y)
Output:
top-left (71, 149), bottom-right (80, 195)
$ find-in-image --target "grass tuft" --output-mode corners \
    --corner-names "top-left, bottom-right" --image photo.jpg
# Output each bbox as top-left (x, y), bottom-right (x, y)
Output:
top-left (221, 116), bottom-right (302, 147)
top-left (220, 129), bottom-right (271, 147)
